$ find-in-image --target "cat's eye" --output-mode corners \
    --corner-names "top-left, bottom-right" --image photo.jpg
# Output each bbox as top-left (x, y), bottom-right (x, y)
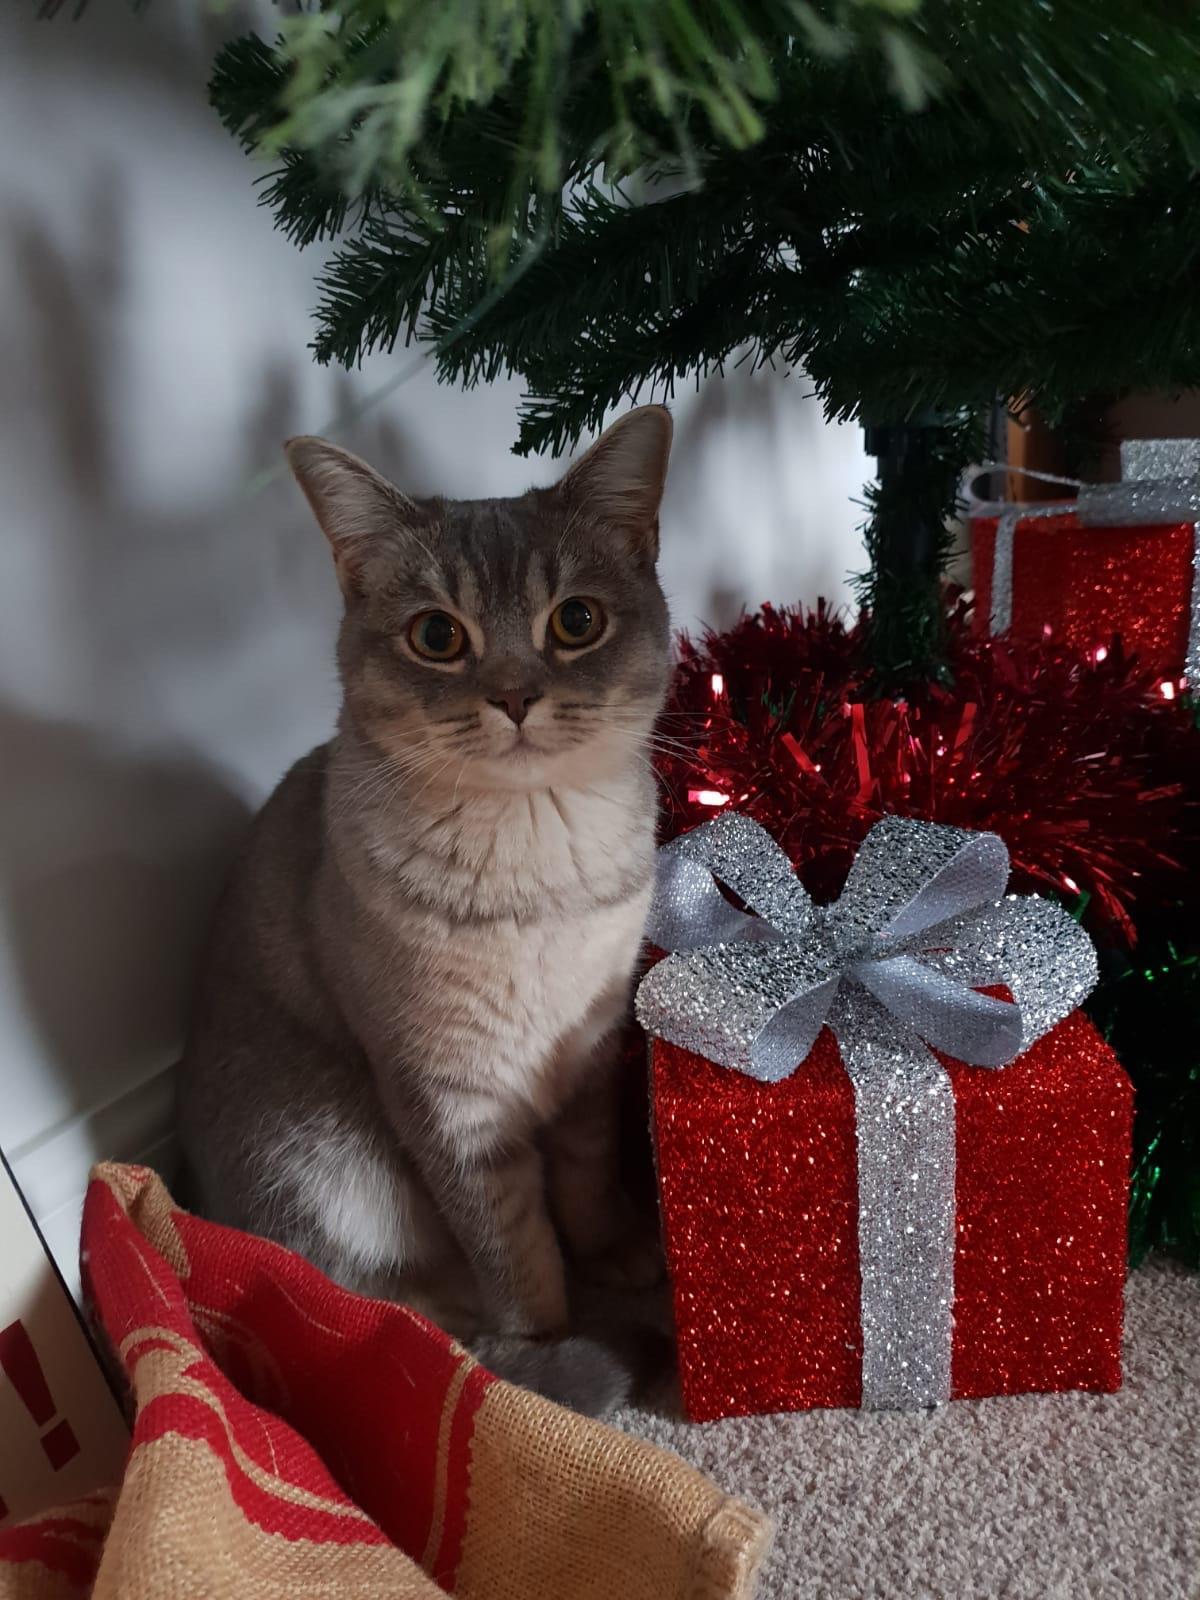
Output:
top-left (408, 610), bottom-right (468, 662)
top-left (549, 597), bottom-right (606, 649)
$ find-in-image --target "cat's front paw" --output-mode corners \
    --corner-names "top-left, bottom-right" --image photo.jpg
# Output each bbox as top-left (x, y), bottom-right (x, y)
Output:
top-left (578, 1229), bottom-right (665, 1290)
top-left (498, 1309), bottom-right (569, 1340)
top-left (490, 1283), bottom-right (569, 1340)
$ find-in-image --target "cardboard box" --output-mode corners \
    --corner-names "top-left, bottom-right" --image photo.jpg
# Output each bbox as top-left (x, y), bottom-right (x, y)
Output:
top-left (0, 1149), bottom-right (127, 1524)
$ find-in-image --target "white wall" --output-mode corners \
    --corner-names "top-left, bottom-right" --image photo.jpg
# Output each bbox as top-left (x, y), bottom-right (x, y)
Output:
top-left (0, 4), bottom-right (871, 1284)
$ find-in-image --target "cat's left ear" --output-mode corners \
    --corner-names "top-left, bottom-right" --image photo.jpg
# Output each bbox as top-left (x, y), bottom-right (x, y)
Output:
top-left (555, 405), bottom-right (673, 561)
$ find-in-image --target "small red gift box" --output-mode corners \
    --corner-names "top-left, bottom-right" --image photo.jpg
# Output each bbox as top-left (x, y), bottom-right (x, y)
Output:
top-left (969, 438), bottom-right (1200, 682)
top-left (652, 1013), bottom-right (1131, 1422)
top-left (971, 510), bottom-right (1194, 678)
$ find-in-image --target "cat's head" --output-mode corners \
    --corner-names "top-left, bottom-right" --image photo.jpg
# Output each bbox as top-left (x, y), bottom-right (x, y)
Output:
top-left (285, 407), bottom-right (673, 793)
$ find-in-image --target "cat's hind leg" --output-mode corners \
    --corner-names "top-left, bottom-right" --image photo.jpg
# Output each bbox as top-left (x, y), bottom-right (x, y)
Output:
top-left (178, 1012), bottom-right (450, 1294)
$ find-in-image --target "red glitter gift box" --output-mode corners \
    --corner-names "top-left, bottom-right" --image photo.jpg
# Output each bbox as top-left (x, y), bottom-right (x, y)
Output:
top-left (638, 811), bottom-right (1133, 1423)
top-left (971, 510), bottom-right (1194, 678)
top-left (651, 1015), bottom-right (1131, 1422)
top-left (970, 438), bottom-right (1200, 683)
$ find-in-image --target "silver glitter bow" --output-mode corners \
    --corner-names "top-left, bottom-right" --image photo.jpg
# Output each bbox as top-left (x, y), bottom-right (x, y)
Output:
top-left (636, 810), bottom-right (1099, 1411)
top-left (967, 438), bottom-right (1200, 684)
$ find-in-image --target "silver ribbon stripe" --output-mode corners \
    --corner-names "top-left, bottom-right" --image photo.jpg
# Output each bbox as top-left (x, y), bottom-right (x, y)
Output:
top-left (636, 810), bottom-right (1098, 1411)
top-left (967, 438), bottom-right (1200, 685)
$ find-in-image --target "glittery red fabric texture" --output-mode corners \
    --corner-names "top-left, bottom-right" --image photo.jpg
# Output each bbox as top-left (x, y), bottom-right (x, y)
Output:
top-left (651, 1011), bottom-right (1132, 1422)
top-left (971, 513), bottom-right (1194, 677)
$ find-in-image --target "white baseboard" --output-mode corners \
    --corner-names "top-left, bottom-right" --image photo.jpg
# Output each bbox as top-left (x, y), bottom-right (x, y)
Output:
top-left (5, 1062), bottom-right (178, 1297)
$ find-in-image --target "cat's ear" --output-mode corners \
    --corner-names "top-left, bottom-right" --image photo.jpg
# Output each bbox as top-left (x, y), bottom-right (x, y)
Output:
top-left (556, 405), bottom-right (673, 559)
top-left (284, 437), bottom-right (416, 594)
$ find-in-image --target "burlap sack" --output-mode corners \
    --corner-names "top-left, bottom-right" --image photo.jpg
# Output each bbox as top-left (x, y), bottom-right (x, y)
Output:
top-left (0, 1165), bottom-right (770, 1598)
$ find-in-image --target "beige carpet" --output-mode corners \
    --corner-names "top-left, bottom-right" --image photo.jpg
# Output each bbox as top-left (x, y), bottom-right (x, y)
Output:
top-left (614, 1261), bottom-right (1199, 1598)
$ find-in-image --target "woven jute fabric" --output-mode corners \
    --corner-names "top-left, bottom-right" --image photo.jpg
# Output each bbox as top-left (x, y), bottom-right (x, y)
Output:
top-left (0, 1164), bottom-right (770, 1598)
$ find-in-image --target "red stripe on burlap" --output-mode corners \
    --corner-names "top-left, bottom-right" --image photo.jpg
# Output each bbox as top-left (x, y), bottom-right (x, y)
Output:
top-left (432, 1359), bottom-right (493, 1587)
top-left (0, 1519), bottom-right (105, 1548)
top-left (66, 1166), bottom-right (771, 1600)
top-left (131, 1388), bottom-right (389, 1545)
top-left (83, 1181), bottom-right (394, 1560)
top-left (0, 1507), bottom-right (112, 1594)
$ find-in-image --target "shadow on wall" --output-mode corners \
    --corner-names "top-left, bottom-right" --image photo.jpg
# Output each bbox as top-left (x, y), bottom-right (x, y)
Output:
top-left (0, 75), bottom-right (342, 1134)
top-left (0, 199), bottom-right (307, 1129)
top-left (7, 186), bottom-right (337, 694)
top-left (0, 702), bottom-right (250, 1115)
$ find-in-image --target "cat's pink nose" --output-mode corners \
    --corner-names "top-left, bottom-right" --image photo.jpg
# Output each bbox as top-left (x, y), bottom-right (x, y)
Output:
top-left (488, 690), bottom-right (542, 726)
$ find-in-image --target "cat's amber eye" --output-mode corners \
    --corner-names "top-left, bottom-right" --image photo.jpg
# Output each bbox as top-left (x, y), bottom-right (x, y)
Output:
top-left (408, 610), bottom-right (468, 662)
top-left (549, 597), bottom-right (606, 649)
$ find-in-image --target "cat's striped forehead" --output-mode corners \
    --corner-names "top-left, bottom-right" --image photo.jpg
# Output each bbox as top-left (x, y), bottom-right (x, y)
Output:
top-left (435, 500), bottom-right (558, 618)
top-left (383, 492), bottom-right (632, 627)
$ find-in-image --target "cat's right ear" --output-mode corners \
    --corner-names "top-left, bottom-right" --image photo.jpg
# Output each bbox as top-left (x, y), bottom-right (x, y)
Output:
top-left (284, 437), bottom-right (415, 595)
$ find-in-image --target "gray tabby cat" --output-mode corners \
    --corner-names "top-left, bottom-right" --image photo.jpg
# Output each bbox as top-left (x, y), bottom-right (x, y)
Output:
top-left (177, 406), bottom-right (674, 1414)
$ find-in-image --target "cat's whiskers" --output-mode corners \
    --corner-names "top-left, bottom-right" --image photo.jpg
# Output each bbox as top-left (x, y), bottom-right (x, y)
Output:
top-left (552, 701), bottom-right (702, 752)
top-left (553, 503), bottom-right (586, 567)
top-left (564, 718), bottom-right (701, 762)
top-left (618, 730), bottom-right (702, 760)
top-left (404, 753), bottom-right (461, 810)
top-left (392, 741), bottom-right (468, 790)
top-left (356, 750), bottom-right (454, 824)
top-left (332, 737), bottom-right (456, 819)
top-left (450, 755), bottom-right (471, 811)
top-left (332, 758), bottom-right (407, 821)
top-left (346, 747), bottom-right (435, 798)
top-left (549, 722), bottom-right (678, 796)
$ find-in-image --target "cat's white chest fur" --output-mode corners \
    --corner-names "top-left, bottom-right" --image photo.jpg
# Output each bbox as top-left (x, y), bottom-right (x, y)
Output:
top-left (438, 888), bottom-right (648, 1086)
top-left (376, 783), bottom-right (653, 1121)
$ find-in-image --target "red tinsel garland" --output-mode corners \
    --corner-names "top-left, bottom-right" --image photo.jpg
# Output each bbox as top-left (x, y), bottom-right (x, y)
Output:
top-left (655, 599), bottom-right (1195, 946)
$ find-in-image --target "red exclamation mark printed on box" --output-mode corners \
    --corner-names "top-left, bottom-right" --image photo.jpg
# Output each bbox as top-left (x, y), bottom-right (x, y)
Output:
top-left (0, 1319), bottom-right (80, 1474)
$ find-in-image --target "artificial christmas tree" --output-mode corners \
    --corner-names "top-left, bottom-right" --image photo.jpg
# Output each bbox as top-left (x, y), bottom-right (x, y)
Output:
top-left (209, 1), bottom-right (1200, 679)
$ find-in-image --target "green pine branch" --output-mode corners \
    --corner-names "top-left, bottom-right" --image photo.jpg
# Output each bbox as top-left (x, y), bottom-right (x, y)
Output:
top-left (424, 179), bottom-right (767, 384)
top-left (515, 245), bottom-right (790, 455)
top-left (210, 2), bottom-right (936, 219)
top-left (206, 1), bottom-right (1200, 458)
top-left (212, 1), bottom-right (1200, 240)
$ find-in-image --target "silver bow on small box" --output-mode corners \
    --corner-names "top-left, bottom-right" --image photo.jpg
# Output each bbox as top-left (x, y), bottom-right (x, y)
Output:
top-left (636, 810), bottom-right (1099, 1410)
